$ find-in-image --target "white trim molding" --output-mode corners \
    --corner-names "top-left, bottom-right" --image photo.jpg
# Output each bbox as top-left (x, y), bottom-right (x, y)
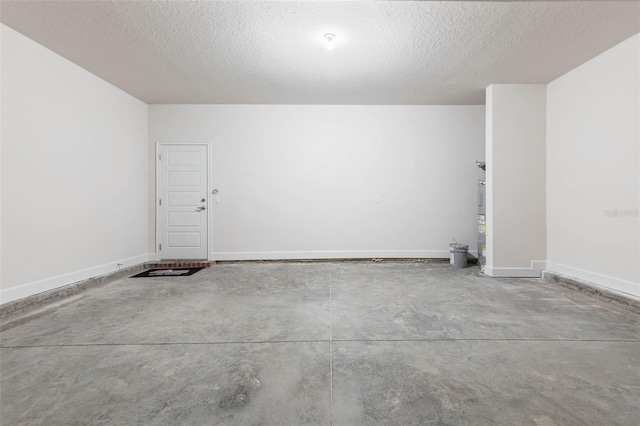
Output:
top-left (212, 250), bottom-right (457, 261)
top-left (545, 261), bottom-right (640, 298)
top-left (484, 261), bottom-right (547, 278)
top-left (0, 253), bottom-right (153, 305)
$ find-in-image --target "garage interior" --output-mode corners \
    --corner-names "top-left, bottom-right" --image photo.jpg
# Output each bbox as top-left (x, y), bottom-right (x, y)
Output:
top-left (1, 1), bottom-right (639, 425)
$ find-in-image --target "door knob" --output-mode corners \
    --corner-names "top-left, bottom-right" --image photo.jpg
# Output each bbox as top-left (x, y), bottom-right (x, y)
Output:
top-left (196, 206), bottom-right (206, 211)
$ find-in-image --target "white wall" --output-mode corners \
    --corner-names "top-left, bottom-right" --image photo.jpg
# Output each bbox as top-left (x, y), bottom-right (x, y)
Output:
top-left (149, 105), bottom-right (485, 260)
top-left (0, 26), bottom-right (3, 292)
top-left (547, 33), bottom-right (639, 297)
top-left (0, 25), bottom-right (150, 304)
top-left (485, 85), bottom-right (547, 277)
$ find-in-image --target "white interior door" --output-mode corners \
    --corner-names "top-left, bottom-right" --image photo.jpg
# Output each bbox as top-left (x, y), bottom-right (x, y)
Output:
top-left (158, 144), bottom-right (209, 259)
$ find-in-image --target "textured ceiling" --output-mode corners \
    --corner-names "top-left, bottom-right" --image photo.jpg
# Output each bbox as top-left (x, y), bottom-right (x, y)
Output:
top-left (1, 1), bottom-right (639, 105)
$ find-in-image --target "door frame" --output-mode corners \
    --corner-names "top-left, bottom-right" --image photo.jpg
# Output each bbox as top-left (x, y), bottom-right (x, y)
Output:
top-left (155, 141), bottom-right (213, 261)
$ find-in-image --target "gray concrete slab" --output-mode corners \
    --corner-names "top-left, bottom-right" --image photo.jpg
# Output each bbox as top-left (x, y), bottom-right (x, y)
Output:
top-left (1, 261), bottom-right (639, 425)
top-left (332, 340), bottom-right (640, 426)
top-left (0, 342), bottom-right (330, 425)
top-left (1, 263), bottom-right (331, 346)
top-left (330, 263), bottom-right (639, 341)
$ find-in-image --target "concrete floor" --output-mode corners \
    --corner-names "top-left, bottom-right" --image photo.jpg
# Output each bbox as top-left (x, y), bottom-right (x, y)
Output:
top-left (1, 262), bottom-right (638, 425)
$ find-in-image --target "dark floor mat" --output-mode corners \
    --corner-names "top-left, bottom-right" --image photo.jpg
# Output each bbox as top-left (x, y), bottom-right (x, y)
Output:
top-left (131, 268), bottom-right (203, 278)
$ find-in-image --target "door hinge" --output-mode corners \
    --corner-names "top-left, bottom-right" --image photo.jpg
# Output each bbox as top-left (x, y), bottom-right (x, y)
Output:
top-left (159, 153), bottom-right (162, 161)
top-left (159, 244), bottom-right (162, 250)
top-left (159, 199), bottom-right (162, 206)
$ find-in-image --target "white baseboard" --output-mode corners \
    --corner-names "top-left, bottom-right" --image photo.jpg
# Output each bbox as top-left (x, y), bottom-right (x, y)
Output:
top-left (484, 261), bottom-right (546, 278)
top-left (0, 253), bottom-right (153, 305)
top-left (212, 250), bottom-right (455, 261)
top-left (545, 261), bottom-right (640, 298)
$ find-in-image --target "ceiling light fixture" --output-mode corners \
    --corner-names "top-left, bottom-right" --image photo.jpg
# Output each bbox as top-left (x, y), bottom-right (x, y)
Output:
top-left (324, 33), bottom-right (336, 51)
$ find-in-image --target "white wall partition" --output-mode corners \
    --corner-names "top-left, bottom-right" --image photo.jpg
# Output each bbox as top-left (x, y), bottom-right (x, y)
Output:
top-left (0, 25), bottom-right (150, 304)
top-left (149, 105), bottom-right (485, 260)
top-left (547, 34), bottom-right (639, 297)
top-left (485, 84), bottom-right (547, 277)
